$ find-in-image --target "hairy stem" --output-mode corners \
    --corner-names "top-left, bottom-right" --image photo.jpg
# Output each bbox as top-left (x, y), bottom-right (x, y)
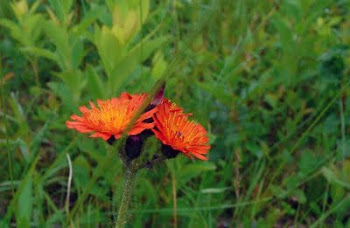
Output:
top-left (116, 164), bottom-right (136, 228)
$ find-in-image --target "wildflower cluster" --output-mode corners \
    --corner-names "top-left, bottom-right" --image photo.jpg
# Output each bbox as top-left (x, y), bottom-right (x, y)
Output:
top-left (66, 86), bottom-right (211, 161)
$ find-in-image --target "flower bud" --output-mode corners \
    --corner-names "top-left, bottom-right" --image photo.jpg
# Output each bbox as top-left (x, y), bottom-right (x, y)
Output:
top-left (161, 144), bottom-right (179, 159)
top-left (107, 135), bottom-right (116, 145)
top-left (125, 135), bottom-right (143, 160)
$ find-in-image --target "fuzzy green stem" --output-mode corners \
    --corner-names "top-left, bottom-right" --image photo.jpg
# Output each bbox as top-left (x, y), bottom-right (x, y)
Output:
top-left (116, 164), bottom-right (136, 228)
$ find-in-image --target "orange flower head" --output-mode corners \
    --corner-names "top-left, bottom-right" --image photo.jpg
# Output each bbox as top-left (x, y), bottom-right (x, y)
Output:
top-left (66, 93), bottom-right (157, 140)
top-left (152, 99), bottom-right (210, 160)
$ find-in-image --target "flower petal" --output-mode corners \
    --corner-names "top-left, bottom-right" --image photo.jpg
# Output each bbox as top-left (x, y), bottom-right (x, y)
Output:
top-left (66, 93), bottom-right (157, 141)
top-left (152, 99), bottom-right (210, 160)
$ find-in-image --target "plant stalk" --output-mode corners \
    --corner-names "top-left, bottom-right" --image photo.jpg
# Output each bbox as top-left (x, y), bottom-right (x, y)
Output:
top-left (116, 164), bottom-right (136, 228)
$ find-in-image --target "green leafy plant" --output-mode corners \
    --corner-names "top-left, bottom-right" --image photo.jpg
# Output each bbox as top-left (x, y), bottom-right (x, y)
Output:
top-left (1, 0), bottom-right (350, 226)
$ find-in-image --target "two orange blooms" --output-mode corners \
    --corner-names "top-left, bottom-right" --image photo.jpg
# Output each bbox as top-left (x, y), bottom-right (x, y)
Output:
top-left (66, 92), bottom-right (210, 160)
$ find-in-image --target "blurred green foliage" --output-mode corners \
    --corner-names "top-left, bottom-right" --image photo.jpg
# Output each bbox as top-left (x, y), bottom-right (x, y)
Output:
top-left (1, 0), bottom-right (349, 227)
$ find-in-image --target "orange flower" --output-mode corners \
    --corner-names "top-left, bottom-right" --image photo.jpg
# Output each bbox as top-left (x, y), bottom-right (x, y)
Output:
top-left (152, 99), bottom-right (210, 160)
top-left (66, 93), bottom-right (156, 140)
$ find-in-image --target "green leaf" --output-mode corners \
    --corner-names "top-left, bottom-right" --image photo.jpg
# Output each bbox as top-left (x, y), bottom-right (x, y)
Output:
top-left (30, 115), bottom-right (56, 156)
top-left (298, 150), bottom-right (319, 176)
top-left (53, 70), bottom-right (85, 102)
top-left (16, 176), bottom-right (33, 226)
top-left (281, 0), bottom-right (301, 21)
top-left (43, 21), bottom-right (71, 70)
top-left (321, 167), bottom-right (350, 189)
top-left (8, 93), bottom-right (30, 136)
top-left (0, 139), bottom-right (29, 162)
top-left (71, 37), bottom-right (84, 69)
top-left (21, 47), bottom-right (57, 62)
top-left (330, 183), bottom-right (345, 203)
top-left (200, 187), bottom-right (229, 194)
top-left (0, 18), bottom-right (23, 44)
top-left (73, 155), bottom-right (91, 189)
top-left (151, 51), bottom-right (167, 81)
top-left (48, 82), bottom-right (76, 111)
top-left (94, 26), bottom-right (123, 77)
top-left (272, 15), bottom-right (295, 52)
top-left (48, 0), bottom-right (73, 24)
top-left (128, 36), bottom-right (168, 63)
top-left (270, 185), bottom-right (288, 198)
top-left (22, 14), bottom-right (43, 45)
top-left (109, 36), bottom-right (168, 95)
top-left (176, 162), bottom-right (216, 185)
top-left (86, 65), bottom-right (106, 99)
top-left (72, 6), bottom-right (106, 36)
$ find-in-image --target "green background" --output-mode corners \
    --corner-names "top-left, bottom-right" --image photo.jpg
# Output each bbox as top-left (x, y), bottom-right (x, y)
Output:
top-left (1, 0), bottom-right (349, 227)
